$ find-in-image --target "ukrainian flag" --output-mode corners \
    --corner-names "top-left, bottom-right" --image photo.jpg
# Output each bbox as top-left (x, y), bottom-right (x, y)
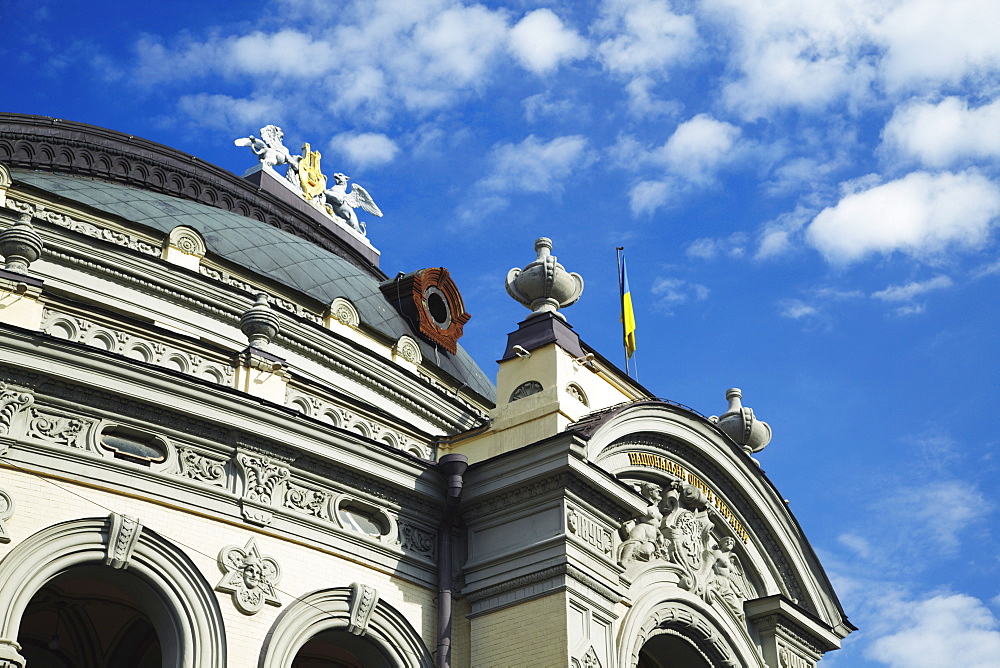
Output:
top-left (619, 252), bottom-right (637, 358)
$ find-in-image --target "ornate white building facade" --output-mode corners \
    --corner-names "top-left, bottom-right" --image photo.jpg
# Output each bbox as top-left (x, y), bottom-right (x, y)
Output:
top-left (0, 114), bottom-right (852, 667)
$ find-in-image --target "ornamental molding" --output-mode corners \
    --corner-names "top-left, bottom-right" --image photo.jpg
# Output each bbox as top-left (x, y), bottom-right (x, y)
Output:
top-left (105, 512), bottom-right (142, 569)
top-left (750, 613), bottom-right (825, 657)
top-left (216, 537), bottom-right (282, 615)
top-left (328, 297), bottom-right (360, 328)
top-left (6, 198), bottom-right (159, 257)
top-left (509, 380), bottom-right (543, 403)
top-left (393, 335), bottom-right (422, 365)
top-left (283, 480), bottom-right (333, 520)
top-left (39, 308), bottom-right (234, 385)
top-left (465, 563), bottom-right (622, 606)
top-left (25, 406), bottom-right (90, 449)
top-left (399, 520), bottom-right (436, 559)
top-left (567, 505), bottom-right (614, 557)
top-left (176, 447), bottom-right (228, 486)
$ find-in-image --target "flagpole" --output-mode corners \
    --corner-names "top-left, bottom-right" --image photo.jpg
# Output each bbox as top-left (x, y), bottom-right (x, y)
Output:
top-left (616, 246), bottom-right (630, 377)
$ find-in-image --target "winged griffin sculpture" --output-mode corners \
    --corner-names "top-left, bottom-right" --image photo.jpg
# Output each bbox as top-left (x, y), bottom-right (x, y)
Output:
top-left (321, 173), bottom-right (382, 234)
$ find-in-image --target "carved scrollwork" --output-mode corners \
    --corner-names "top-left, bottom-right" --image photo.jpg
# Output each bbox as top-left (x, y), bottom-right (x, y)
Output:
top-left (399, 521), bottom-right (436, 558)
top-left (26, 408), bottom-right (88, 448)
top-left (176, 447), bottom-right (227, 486)
top-left (283, 482), bottom-right (332, 519)
top-left (236, 453), bottom-right (289, 506)
top-left (0, 489), bottom-right (14, 543)
top-left (105, 513), bottom-right (142, 570)
top-left (348, 582), bottom-right (378, 635)
top-left (166, 225), bottom-right (206, 257)
top-left (0, 382), bottom-right (33, 436)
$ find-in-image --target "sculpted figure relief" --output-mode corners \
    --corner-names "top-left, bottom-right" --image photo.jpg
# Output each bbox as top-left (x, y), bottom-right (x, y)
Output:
top-left (616, 476), bottom-right (752, 617)
top-left (616, 482), bottom-right (665, 565)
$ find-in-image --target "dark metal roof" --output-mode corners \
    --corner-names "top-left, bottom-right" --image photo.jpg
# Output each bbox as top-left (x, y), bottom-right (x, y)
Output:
top-left (14, 169), bottom-right (496, 403)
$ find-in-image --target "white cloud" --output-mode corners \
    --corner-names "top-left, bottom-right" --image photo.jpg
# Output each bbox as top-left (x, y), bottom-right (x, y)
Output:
top-left (755, 206), bottom-right (813, 259)
top-left (479, 134), bottom-right (593, 195)
top-left (521, 93), bottom-right (579, 123)
top-left (508, 9), bottom-right (588, 75)
top-left (329, 132), bottom-right (399, 169)
top-left (659, 114), bottom-right (741, 182)
top-left (882, 97), bottom-right (1000, 169)
top-left (867, 593), bottom-right (1000, 668)
top-left (177, 94), bottom-right (283, 132)
top-left (877, 0), bottom-right (1000, 93)
top-left (624, 76), bottom-right (683, 117)
top-left (629, 180), bottom-right (671, 216)
top-left (686, 233), bottom-right (747, 260)
top-left (702, 0), bottom-right (879, 120)
top-left (806, 171), bottom-right (1000, 264)
top-left (871, 275), bottom-right (952, 302)
top-left (651, 277), bottom-right (709, 313)
top-left (596, 0), bottom-right (698, 76)
top-left (778, 299), bottom-right (819, 319)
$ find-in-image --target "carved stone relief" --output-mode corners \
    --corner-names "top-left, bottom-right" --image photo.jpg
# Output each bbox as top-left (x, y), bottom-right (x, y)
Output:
top-left (617, 480), bottom-right (752, 619)
top-left (567, 506), bottom-right (613, 557)
top-left (6, 199), bottom-right (160, 257)
top-left (236, 452), bottom-right (290, 526)
top-left (105, 513), bottom-right (142, 570)
top-left (176, 447), bottom-right (228, 486)
top-left (399, 521), bottom-right (436, 559)
top-left (25, 408), bottom-right (89, 449)
top-left (283, 389), bottom-right (417, 456)
top-left (216, 537), bottom-right (281, 615)
top-left (393, 335), bottom-right (422, 365)
top-left (283, 481), bottom-right (332, 520)
top-left (328, 297), bottom-right (360, 328)
top-left (0, 489), bottom-right (14, 543)
top-left (779, 645), bottom-right (815, 668)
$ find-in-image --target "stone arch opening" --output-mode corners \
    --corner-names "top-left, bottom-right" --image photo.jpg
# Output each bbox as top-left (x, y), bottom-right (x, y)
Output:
top-left (0, 515), bottom-right (227, 668)
top-left (291, 629), bottom-right (393, 668)
top-left (636, 631), bottom-right (712, 668)
top-left (18, 564), bottom-right (161, 668)
top-left (260, 586), bottom-right (433, 668)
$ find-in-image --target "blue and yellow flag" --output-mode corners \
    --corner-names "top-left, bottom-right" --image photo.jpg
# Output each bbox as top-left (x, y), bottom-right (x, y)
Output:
top-left (618, 252), bottom-right (637, 359)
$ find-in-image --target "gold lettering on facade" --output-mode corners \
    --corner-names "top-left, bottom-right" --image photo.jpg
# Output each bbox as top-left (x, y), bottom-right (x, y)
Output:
top-left (627, 451), bottom-right (750, 543)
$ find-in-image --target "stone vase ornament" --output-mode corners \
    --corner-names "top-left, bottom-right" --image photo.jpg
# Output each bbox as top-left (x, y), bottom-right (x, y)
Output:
top-left (0, 213), bottom-right (43, 274)
top-left (713, 388), bottom-right (772, 455)
top-left (505, 237), bottom-right (584, 319)
top-left (240, 293), bottom-right (280, 350)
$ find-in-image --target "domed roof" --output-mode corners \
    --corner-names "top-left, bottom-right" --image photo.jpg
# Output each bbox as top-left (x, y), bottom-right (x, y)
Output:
top-left (4, 129), bottom-right (495, 403)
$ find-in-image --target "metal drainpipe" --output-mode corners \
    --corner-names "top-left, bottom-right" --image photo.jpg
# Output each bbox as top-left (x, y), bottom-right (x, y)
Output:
top-left (437, 453), bottom-right (468, 668)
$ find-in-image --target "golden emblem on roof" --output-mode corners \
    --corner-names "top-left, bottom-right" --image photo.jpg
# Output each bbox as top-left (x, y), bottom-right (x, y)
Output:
top-left (297, 143), bottom-right (327, 199)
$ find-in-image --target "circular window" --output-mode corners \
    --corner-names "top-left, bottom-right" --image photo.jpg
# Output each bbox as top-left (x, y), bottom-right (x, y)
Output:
top-left (423, 287), bottom-right (451, 328)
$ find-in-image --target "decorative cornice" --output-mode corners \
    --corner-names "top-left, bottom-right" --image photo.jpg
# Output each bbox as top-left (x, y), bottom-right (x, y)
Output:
top-left (464, 471), bottom-right (635, 524)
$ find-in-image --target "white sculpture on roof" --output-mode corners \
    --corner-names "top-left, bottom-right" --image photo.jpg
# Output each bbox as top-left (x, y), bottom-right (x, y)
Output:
top-left (235, 126), bottom-right (384, 237)
top-left (234, 125), bottom-right (300, 186)
top-left (322, 173), bottom-right (383, 234)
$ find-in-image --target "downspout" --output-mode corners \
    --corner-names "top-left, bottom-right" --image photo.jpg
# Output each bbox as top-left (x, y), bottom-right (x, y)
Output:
top-left (436, 453), bottom-right (468, 668)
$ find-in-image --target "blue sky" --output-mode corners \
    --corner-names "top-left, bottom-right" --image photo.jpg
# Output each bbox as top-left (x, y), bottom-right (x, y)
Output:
top-left (5, 0), bottom-right (1000, 664)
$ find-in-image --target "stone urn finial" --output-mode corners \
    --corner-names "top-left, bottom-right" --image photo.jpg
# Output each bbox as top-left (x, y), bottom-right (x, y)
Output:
top-left (712, 388), bottom-right (772, 456)
top-left (505, 237), bottom-right (584, 319)
top-left (0, 213), bottom-right (43, 274)
top-left (240, 293), bottom-right (280, 350)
